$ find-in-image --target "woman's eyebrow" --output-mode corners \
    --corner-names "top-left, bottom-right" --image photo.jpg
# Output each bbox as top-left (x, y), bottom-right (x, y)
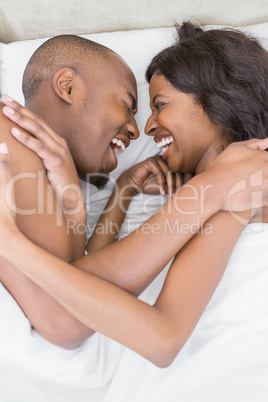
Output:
top-left (152, 94), bottom-right (168, 104)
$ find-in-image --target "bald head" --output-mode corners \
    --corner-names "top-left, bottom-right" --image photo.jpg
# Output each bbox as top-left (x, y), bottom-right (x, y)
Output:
top-left (21, 34), bottom-right (138, 183)
top-left (22, 34), bottom-right (112, 102)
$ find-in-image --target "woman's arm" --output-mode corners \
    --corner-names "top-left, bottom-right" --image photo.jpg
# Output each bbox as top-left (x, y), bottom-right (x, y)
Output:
top-left (0, 185), bottom-right (249, 367)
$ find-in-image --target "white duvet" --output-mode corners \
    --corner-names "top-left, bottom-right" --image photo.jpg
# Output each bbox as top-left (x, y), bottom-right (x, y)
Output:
top-left (0, 223), bottom-right (268, 401)
top-left (104, 223), bottom-right (268, 402)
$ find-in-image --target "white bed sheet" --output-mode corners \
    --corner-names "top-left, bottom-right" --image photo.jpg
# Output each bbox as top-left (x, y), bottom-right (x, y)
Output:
top-left (104, 224), bottom-right (268, 402)
top-left (1, 224), bottom-right (268, 401)
top-left (0, 281), bottom-right (125, 401)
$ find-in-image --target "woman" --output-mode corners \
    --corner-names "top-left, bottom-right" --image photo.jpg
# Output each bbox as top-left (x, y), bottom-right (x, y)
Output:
top-left (1, 22), bottom-right (268, 367)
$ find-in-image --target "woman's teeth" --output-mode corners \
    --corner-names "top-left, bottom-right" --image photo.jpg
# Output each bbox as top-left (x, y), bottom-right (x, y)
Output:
top-left (110, 138), bottom-right (126, 153)
top-left (157, 136), bottom-right (173, 153)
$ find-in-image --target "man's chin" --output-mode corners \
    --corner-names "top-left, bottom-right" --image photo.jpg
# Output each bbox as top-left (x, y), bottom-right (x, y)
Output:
top-left (84, 170), bottom-right (110, 189)
top-left (92, 175), bottom-right (110, 190)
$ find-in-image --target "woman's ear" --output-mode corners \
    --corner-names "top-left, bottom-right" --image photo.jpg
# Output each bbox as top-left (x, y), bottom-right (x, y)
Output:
top-left (53, 68), bottom-right (76, 104)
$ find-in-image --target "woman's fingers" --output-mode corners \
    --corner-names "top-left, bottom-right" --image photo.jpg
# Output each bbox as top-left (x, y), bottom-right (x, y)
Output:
top-left (2, 95), bottom-right (32, 117)
top-left (2, 99), bottom-right (79, 195)
top-left (2, 95), bottom-right (65, 146)
top-left (243, 138), bottom-right (268, 151)
top-left (3, 94), bottom-right (43, 125)
top-left (10, 127), bottom-right (60, 165)
top-left (3, 106), bottom-right (57, 148)
top-left (2, 100), bottom-right (73, 183)
top-left (2, 96), bottom-right (70, 165)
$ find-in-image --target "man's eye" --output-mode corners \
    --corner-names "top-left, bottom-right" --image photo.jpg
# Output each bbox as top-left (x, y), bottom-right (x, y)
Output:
top-left (131, 98), bottom-right (137, 111)
top-left (126, 102), bottom-right (137, 114)
top-left (128, 106), bottom-right (136, 115)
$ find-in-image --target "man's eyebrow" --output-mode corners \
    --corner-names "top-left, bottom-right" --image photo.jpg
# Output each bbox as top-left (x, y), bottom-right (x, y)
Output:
top-left (128, 93), bottom-right (137, 110)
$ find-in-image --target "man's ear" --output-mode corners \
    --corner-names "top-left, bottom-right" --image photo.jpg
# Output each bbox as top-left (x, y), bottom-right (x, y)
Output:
top-left (53, 68), bottom-right (76, 104)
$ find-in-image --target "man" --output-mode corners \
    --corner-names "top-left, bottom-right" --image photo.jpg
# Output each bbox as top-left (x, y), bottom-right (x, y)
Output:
top-left (0, 35), bottom-right (140, 348)
top-left (2, 34), bottom-right (268, 352)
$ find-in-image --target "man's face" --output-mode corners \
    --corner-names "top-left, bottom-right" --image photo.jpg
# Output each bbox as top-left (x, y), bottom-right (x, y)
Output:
top-left (66, 54), bottom-right (139, 187)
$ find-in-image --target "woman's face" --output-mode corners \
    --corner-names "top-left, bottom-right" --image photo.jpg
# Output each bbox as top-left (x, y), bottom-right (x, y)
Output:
top-left (145, 74), bottom-right (230, 174)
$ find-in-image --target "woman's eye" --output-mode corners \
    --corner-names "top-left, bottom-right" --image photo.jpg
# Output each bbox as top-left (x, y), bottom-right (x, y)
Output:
top-left (154, 103), bottom-right (165, 111)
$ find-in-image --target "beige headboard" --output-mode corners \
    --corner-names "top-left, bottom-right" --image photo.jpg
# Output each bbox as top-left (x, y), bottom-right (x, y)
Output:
top-left (0, 0), bottom-right (268, 43)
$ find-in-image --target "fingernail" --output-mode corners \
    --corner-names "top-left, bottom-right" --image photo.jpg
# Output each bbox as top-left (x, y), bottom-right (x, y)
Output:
top-left (3, 106), bottom-right (15, 115)
top-left (11, 127), bottom-right (21, 136)
top-left (0, 143), bottom-right (8, 154)
top-left (47, 172), bottom-right (54, 181)
top-left (4, 95), bottom-right (14, 102)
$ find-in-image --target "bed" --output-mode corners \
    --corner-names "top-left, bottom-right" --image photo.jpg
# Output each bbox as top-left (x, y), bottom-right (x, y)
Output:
top-left (1, 1), bottom-right (268, 401)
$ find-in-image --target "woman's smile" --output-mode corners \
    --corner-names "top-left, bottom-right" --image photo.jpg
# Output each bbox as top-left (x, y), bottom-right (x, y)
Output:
top-left (146, 74), bottom-right (230, 174)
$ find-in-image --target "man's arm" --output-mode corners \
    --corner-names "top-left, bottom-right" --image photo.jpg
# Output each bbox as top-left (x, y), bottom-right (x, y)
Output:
top-left (86, 156), bottom-right (178, 253)
top-left (0, 107), bottom-right (93, 348)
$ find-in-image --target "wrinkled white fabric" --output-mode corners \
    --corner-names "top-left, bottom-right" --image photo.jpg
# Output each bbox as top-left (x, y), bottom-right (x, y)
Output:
top-left (104, 223), bottom-right (268, 402)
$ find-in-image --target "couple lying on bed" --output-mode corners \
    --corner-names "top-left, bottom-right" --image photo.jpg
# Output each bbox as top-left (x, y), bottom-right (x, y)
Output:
top-left (0, 21), bottom-right (268, 368)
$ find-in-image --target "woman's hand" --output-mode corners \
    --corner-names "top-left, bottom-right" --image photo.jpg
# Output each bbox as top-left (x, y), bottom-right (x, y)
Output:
top-left (2, 95), bottom-right (85, 217)
top-left (203, 138), bottom-right (268, 215)
top-left (118, 155), bottom-right (184, 198)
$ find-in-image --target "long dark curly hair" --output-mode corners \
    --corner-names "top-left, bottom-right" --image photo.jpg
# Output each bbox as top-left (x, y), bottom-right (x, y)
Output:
top-left (146, 22), bottom-right (268, 142)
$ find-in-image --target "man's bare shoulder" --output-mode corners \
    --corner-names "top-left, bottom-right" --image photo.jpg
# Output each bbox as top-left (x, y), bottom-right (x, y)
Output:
top-left (0, 102), bottom-right (45, 175)
top-left (0, 102), bottom-right (74, 260)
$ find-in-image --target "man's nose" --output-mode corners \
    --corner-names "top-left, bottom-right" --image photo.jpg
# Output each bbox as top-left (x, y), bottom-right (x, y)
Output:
top-left (126, 118), bottom-right (140, 140)
top-left (145, 114), bottom-right (158, 136)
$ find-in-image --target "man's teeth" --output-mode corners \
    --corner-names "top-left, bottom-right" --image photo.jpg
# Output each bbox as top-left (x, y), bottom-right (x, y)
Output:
top-left (111, 138), bottom-right (126, 153)
top-left (157, 136), bottom-right (173, 153)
